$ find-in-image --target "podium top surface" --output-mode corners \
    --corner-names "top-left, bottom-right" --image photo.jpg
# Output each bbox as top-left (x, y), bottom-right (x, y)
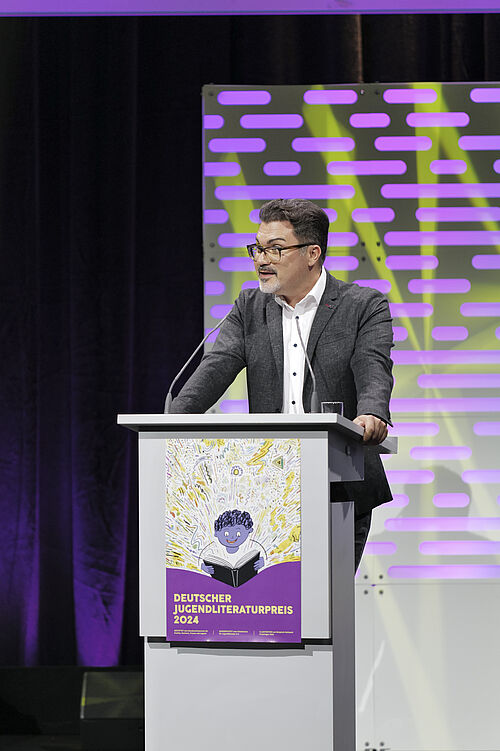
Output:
top-left (117, 413), bottom-right (397, 453)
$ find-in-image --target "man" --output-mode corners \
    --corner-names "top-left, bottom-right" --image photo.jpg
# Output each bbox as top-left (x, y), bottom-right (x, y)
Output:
top-left (170, 198), bottom-right (394, 570)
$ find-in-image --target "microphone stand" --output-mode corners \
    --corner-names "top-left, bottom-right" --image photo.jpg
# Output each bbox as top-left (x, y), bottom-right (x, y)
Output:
top-left (295, 316), bottom-right (320, 413)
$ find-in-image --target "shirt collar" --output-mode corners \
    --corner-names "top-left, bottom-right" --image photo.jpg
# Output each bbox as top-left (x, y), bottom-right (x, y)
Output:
top-left (275, 266), bottom-right (327, 311)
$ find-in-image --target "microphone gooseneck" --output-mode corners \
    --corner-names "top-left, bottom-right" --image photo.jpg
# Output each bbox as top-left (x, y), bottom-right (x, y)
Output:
top-left (294, 316), bottom-right (320, 413)
top-left (164, 306), bottom-right (234, 413)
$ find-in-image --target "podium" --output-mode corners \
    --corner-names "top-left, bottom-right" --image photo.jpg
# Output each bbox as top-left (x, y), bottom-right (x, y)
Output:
top-left (118, 413), bottom-right (397, 751)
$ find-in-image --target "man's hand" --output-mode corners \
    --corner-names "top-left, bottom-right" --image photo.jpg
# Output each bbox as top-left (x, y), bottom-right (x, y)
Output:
top-left (353, 414), bottom-right (388, 445)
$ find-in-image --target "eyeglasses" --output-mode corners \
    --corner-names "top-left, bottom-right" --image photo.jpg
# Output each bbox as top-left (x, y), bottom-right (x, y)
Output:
top-left (246, 243), bottom-right (312, 262)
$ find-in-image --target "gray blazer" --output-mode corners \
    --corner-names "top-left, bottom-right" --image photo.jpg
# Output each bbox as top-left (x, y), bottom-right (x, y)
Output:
top-left (171, 273), bottom-right (394, 514)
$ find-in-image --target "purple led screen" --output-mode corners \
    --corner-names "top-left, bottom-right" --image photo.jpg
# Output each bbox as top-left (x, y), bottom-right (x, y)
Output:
top-left (416, 207), bottom-right (500, 222)
top-left (386, 255), bottom-right (438, 270)
top-left (218, 90), bottom-right (271, 105)
top-left (210, 304), bottom-right (232, 319)
top-left (408, 279), bottom-right (471, 294)
top-left (352, 208), bottom-right (395, 222)
top-left (390, 422), bottom-right (440, 436)
top-left (220, 399), bottom-right (249, 413)
top-left (375, 136), bottom-right (432, 151)
top-left (410, 446), bottom-right (472, 460)
top-left (392, 350), bottom-right (500, 364)
top-left (355, 279), bottom-right (391, 294)
top-left (388, 566), bottom-right (500, 579)
top-left (389, 303), bottom-right (433, 317)
top-left (471, 88), bottom-right (500, 102)
top-left (433, 493), bottom-right (470, 508)
top-left (204, 162), bottom-right (241, 176)
top-left (386, 230), bottom-right (500, 246)
top-left (324, 257), bottom-right (358, 271)
top-left (327, 232), bottom-right (358, 247)
top-left (350, 113), bottom-right (390, 128)
top-left (383, 88), bottom-right (437, 103)
top-left (303, 90), bottom-right (357, 104)
top-left (385, 518), bottom-right (500, 532)
top-left (459, 135), bottom-right (500, 150)
top-left (263, 161), bottom-right (301, 176)
top-left (472, 255), bottom-right (500, 269)
top-left (418, 373), bottom-right (500, 388)
top-left (209, 138), bottom-right (266, 153)
top-left (204, 328), bottom-right (221, 344)
top-left (419, 541), bottom-right (500, 555)
top-left (327, 160), bottom-right (406, 175)
top-left (462, 470), bottom-right (500, 483)
top-left (432, 326), bottom-right (468, 341)
top-left (240, 114), bottom-right (303, 128)
top-left (203, 82), bottom-right (500, 584)
top-left (219, 257), bottom-right (253, 272)
top-left (204, 115), bottom-right (224, 129)
top-left (406, 112), bottom-right (470, 127)
top-left (382, 183), bottom-right (500, 198)
top-left (205, 209), bottom-right (229, 224)
top-left (205, 281), bottom-right (225, 295)
top-left (215, 185), bottom-right (355, 200)
top-left (393, 324), bottom-right (408, 341)
top-left (385, 470), bottom-right (435, 484)
top-left (474, 422), bottom-right (500, 435)
top-left (292, 137), bottom-right (355, 152)
top-left (365, 542), bottom-right (397, 555)
top-left (390, 398), bottom-right (500, 412)
top-left (430, 160), bottom-right (467, 174)
top-left (218, 233), bottom-right (255, 247)
top-left (461, 302), bottom-right (500, 316)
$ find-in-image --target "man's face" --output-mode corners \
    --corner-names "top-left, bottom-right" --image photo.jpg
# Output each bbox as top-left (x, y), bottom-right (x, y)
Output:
top-left (254, 220), bottom-right (320, 306)
top-left (215, 524), bottom-right (252, 553)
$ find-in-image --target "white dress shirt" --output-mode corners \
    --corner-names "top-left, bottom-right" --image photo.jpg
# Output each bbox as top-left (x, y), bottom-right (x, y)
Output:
top-left (275, 267), bottom-right (327, 414)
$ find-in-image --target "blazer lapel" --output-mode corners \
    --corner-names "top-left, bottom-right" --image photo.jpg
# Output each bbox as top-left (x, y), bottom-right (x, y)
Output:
top-left (306, 273), bottom-right (340, 361)
top-left (266, 297), bottom-right (284, 396)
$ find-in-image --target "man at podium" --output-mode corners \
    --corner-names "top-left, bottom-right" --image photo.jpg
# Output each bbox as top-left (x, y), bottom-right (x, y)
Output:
top-left (170, 198), bottom-right (394, 570)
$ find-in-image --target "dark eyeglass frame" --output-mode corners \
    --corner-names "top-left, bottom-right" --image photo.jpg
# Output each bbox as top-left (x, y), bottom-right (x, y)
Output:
top-left (246, 243), bottom-right (313, 261)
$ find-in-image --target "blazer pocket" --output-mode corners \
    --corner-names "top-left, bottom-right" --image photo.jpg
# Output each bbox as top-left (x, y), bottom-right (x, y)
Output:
top-left (319, 331), bottom-right (352, 348)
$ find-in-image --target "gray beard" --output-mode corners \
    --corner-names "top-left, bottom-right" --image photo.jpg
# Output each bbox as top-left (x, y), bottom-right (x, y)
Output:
top-left (258, 276), bottom-right (281, 295)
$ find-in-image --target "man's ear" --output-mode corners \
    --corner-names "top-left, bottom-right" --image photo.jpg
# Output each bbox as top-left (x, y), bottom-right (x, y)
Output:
top-left (308, 244), bottom-right (321, 265)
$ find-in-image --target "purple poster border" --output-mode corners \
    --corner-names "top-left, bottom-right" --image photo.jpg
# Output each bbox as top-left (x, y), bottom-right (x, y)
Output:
top-left (2, 0), bottom-right (500, 15)
top-left (167, 562), bottom-right (301, 643)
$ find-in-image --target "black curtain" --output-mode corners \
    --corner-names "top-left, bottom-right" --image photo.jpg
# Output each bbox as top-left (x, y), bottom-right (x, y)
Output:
top-left (0, 14), bottom-right (498, 666)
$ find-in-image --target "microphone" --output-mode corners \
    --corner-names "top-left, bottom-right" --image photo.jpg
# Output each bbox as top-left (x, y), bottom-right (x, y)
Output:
top-left (164, 305), bottom-right (235, 414)
top-left (294, 316), bottom-right (320, 413)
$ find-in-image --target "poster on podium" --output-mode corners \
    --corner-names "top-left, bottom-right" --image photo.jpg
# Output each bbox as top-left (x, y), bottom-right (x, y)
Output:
top-left (165, 437), bottom-right (301, 642)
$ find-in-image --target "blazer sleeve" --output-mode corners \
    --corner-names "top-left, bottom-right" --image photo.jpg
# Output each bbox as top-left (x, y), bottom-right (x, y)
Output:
top-left (350, 290), bottom-right (394, 425)
top-left (169, 294), bottom-right (247, 414)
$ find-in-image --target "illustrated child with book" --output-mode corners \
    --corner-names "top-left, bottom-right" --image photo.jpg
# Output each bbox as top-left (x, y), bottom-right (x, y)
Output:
top-left (200, 509), bottom-right (265, 588)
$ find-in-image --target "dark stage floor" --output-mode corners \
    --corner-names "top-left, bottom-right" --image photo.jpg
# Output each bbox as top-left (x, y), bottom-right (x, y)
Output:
top-left (0, 739), bottom-right (81, 751)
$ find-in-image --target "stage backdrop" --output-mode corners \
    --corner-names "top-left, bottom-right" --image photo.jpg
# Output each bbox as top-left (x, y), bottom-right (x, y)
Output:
top-left (202, 83), bottom-right (500, 751)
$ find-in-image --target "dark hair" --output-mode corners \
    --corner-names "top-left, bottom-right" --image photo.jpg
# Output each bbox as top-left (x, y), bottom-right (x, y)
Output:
top-left (214, 509), bottom-right (254, 532)
top-left (258, 198), bottom-right (329, 263)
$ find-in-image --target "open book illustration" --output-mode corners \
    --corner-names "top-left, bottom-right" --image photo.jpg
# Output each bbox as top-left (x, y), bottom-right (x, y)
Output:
top-left (203, 550), bottom-right (260, 588)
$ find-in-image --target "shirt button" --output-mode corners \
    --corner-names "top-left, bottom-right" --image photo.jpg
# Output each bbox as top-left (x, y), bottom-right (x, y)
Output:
top-left (293, 372), bottom-right (297, 376)
top-left (291, 400), bottom-right (296, 405)
top-left (293, 343), bottom-right (297, 347)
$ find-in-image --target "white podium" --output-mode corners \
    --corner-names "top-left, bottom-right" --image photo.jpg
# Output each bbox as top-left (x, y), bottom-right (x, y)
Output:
top-left (118, 413), bottom-right (397, 751)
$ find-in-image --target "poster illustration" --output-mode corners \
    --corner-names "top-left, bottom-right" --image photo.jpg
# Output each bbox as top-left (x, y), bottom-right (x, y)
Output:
top-left (165, 437), bottom-right (301, 642)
